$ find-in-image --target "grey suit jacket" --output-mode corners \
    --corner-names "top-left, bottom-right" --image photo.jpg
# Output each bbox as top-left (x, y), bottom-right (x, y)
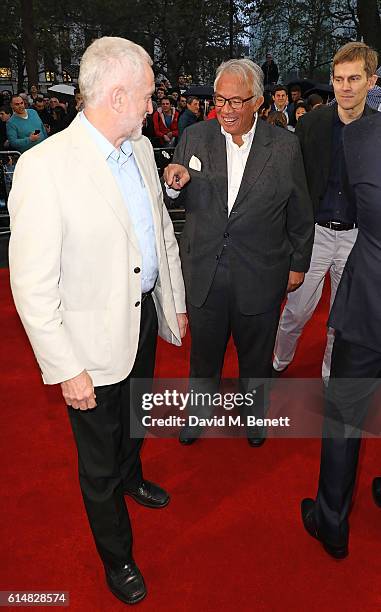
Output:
top-left (172, 118), bottom-right (314, 315)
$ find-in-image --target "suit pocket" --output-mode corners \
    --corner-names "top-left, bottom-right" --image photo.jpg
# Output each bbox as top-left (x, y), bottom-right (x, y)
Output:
top-left (61, 309), bottom-right (111, 371)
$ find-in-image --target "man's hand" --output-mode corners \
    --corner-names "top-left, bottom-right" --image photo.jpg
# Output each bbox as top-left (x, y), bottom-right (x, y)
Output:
top-left (61, 370), bottom-right (97, 411)
top-left (164, 163), bottom-right (190, 190)
top-left (177, 313), bottom-right (188, 338)
top-left (29, 132), bottom-right (40, 142)
top-left (287, 271), bottom-right (305, 293)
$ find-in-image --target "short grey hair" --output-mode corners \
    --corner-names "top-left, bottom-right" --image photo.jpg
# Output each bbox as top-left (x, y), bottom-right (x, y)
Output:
top-left (79, 36), bottom-right (152, 107)
top-left (214, 58), bottom-right (264, 99)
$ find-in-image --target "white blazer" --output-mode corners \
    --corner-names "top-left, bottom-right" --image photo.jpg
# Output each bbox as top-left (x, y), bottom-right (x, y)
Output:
top-left (8, 115), bottom-right (186, 386)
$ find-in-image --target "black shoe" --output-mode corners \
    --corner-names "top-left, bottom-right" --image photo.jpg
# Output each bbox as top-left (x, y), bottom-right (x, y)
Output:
top-left (372, 477), bottom-right (381, 508)
top-left (247, 436), bottom-right (266, 447)
top-left (179, 435), bottom-right (197, 445)
top-left (272, 365), bottom-right (288, 378)
top-left (178, 425), bottom-right (201, 446)
top-left (125, 480), bottom-right (170, 509)
top-left (301, 498), bottom-right (348, 559)
top-left (105, 560), bottom-right (146, 605)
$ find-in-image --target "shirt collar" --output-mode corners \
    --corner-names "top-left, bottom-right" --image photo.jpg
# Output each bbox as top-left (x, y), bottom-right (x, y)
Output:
top-left (220, 112), bottom-right (258, 149)
top-left (80, 110), bottom-right (133, 164)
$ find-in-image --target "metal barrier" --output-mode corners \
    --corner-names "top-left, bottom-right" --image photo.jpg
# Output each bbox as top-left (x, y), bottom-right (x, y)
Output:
top-left (0, 148), bottom-right (185, 239)
top-left (0, 151), bottom-right (20, 235)
top-left (153, 146), bottom-right (175, 176)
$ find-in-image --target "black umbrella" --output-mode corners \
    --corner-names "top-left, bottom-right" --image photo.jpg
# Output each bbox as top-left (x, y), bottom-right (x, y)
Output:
top-left (183, 85), bottom-right (214, 99)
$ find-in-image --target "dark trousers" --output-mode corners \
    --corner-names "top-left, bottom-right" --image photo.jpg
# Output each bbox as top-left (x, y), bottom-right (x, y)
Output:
top-left (67, 296), bottom-right (158, 569)
top-left (316, 331), bottom-right (381, 546)
top-left (186, 251), bottom-right (280, 433)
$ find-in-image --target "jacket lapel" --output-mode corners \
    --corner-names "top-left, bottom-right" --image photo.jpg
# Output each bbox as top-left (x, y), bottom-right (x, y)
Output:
top-left (207, 123), bottom-right (228, 209)
top-left (69, 116), bottom-right (140, 251)
top-left (232, 118), bottom-right (272, 210)
top-left (132, 139), bottom-right (162, 262)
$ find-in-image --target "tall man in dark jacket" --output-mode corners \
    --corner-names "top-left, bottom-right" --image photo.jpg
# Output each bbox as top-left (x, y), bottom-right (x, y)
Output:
top-left (273, 42), bottom-right (378, 382)
top-left (261, 53), bottom-right (279, 88)
top-left (164, 58), bottom-right (313, 445)
top-left (301, 110), bottom-right (381, 559)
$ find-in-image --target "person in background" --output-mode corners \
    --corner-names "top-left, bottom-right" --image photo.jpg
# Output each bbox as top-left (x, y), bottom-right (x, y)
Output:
top-left (28, 84), bottom-right (40, 106)
top-left (0, 105), bottom-right (11, 149)
top-left (267, 110), bottom-right (287, 128)
top-left (177, 94), bottom-right (187, 115)
top-left (18, 92), bottom-right (29, 108)
top-left (294, 101), bottom-right (308, 121)
top-left (258, 91), bottom-right (272, 120)
top-left (207, 101), bottom-right (217, 119)
top-left (365, 66), bottom-right (381, 110)
top-left (307, 93), bottom-right (324, 110)
top-left (7, 95), bottom-right (47, 153)
top-left (273, 42), bottom-right (378, 382)
top-left (178, 96), bottom-right (199, 138)
top-left (271, 85), bottom-right (289, 124)
top-left (261, 52), bottom-right (279, 87)
top-left (33, 95), bottom-right (52, 134)
top-left (288, 84), bottom-right (303, 126)
top-left (153, 96), bottom-right (179, 146)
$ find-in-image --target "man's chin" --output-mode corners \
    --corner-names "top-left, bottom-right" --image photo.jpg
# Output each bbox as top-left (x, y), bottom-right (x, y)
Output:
top-left (129, 126), bottom-right (143, 141)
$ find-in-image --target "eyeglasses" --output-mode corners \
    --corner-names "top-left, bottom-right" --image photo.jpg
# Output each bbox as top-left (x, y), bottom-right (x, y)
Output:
top-left (213, 94), bottom-right (255, 110)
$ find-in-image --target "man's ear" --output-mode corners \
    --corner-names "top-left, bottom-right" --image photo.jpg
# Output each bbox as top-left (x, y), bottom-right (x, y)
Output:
top-left (111, 86), bottom-right (126, 113)
top-left (253, 96), bottom-right (264, 113)
top-left (368, 74), bottom-right (378, 90)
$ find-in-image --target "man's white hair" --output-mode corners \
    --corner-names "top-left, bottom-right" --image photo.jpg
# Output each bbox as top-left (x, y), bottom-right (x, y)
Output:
top-left (79, 36), bottom-right (152, 107)
top-left (214, 58), bottom-right (264, 99)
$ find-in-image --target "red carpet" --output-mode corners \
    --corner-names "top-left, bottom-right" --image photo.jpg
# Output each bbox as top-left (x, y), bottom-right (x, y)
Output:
top-left (1, 268), bottom-right (380, 611)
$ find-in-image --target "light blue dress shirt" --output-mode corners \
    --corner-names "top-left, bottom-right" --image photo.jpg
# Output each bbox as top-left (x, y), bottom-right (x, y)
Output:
top-left (80, 111), bottom-right (158, 293)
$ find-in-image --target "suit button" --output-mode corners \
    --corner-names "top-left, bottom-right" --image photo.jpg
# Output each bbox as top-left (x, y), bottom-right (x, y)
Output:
top-left (224, 232), bottom-right (229, 238)
top-left (135, 301), bottom-right (140, 307)
top-left (134, 267), bottom-right (141, 273)
top-left (216, 255), bottom-right (219, 260)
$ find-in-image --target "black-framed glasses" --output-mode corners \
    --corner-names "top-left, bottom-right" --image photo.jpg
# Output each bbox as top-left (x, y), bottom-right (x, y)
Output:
top-left (213, 94), bottom-right (255, 110)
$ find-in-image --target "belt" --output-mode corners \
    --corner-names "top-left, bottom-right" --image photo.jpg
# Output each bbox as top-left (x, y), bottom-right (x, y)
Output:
top-left (317, 221), bottom-right (358, 231)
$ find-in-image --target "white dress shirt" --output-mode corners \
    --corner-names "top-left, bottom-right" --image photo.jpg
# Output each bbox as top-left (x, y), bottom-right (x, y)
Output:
top-left (166, 114), bottom-right (258, 214)
top-left (221, 114), bottom-right (258, 215)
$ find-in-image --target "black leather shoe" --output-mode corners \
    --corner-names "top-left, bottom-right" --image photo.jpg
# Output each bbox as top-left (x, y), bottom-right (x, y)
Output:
top-left (179, 434), bottom-right (197, 445)
top-left (301, 498), bottom-right (348, 559)
top-left (179, 426), bottom-right (201, 445)
top-left (372, 477), bottom-right (381, 508)
top-left (247, 436), bottom-right (266, 447)
top-left (125, 480), bottom-right (170, 509)
top-left (105, 560), bottom-right (146, 605)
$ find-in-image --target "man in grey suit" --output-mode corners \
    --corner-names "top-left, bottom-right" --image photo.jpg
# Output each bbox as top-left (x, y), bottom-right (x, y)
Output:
top-left (165, 58), bottom-right (314, 445)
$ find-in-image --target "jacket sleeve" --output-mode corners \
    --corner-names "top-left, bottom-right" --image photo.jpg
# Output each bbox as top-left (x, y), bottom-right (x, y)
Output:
top-left (286, 137), bottom-right (315, 272)
top-left (6, 121), bottom-right (30, 152)
top-left (171, 112), bottom-right (179, 137)
top-left (8, 151), bottom-right (85, 384)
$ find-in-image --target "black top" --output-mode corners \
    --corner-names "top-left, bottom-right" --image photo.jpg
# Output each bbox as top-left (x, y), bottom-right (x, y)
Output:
top-left (316, 108), bottom-right (356, 224)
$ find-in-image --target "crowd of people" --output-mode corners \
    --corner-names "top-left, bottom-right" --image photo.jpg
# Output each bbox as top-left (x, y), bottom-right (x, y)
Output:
top-left (1, 54), bottom-right (380, 158)
top-left (0, 87), bottom-right (83, 153)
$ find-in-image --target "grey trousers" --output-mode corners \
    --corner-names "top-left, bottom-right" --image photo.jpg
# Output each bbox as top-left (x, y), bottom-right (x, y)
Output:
top-left (273, 224), bottom-right (358, 380)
